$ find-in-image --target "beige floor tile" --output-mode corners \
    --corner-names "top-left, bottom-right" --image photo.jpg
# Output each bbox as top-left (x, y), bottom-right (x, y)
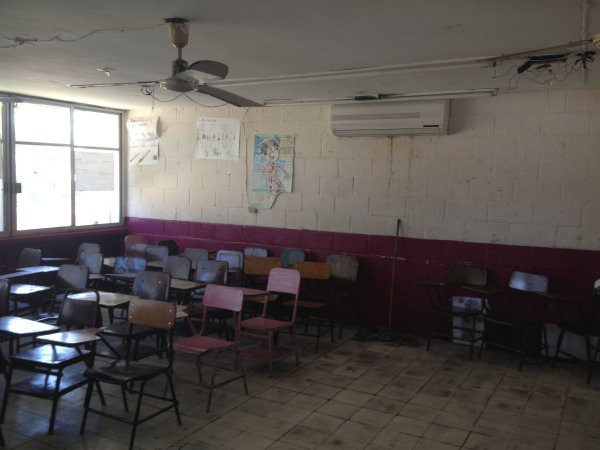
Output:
top-left (287, 392), bottom-right (328, 411)
top-left (386, 415), bottom-right (430, 437)
top-left (423, 423), bottom-right (469, 446)
top-left (279, 425), bottom-right (328, 448)
top-left (463, 432), bottom-right (510, 450)
top-left (348, 379), bottom-right (385, 394)
top-left (257, 387), bottom-right (299, 403)
top-left (412, 437), bottom-right (459, 450)
top-left (302, 382), bottom-right (343, 399)
top-left (334, 420), bottom-right (381, 443)
top-left (250, 417), bottom-right (296, 440)
top-left (433, 410), bottom-right (478, 431)
top-left (363, 396), bottom-right (406, 414)
top-left (352, 408), bottom-right (394, 428)
top-left (372, 429), bottom-right (420, 449)
top-left (222, 432), bottom-right (275, 450)
top-left (318, 434), bottom-right (368, 449)
top-left (317, 400), bottom-right (361, 419)
top-left (300, 411), bottom-right (346, 434)
top-left (399, 404), bottom-right (440, 422)
top-left (332, 389), bottom-right (373, 406)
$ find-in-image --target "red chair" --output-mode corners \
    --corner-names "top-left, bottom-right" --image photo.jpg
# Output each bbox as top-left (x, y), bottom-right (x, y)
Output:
top-left (174, 284), bottom-right (247, 411)
top-left (241, 268), bottom-right (301, 377)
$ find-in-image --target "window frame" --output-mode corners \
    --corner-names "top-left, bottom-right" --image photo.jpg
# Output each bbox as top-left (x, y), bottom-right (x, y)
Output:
top-left (1, 93), bottom-right (125, 236)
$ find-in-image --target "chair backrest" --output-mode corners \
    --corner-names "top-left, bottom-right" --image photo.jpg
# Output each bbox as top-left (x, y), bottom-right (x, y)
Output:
top-left (194, 260), bottom-right (228, 284)
top-left (293, 261), bottom-right (331, 280)
top-left (244, 247), bottom-right (268, 257)
top-left (216, 250), bottom-right (244, 271)
top-left (244, 256), bottom-right (281, 277)
top-left (16, 248), bottom-right (42, 268)
top-left (128, 299), bottom-right (176, 330)
top-left (133, 271), bottom-right (171, 300)
top-left (163, 255), bottom-right (191, 280)
top-left (509, 271), bottom-right (549, 293)
top-left (447, 265), bottom-right (487, 287)
top-left (267, 268), bottom-right (301, 321)
top-left (79, 251), bottom-right (103, 274)
top-left (183, 248), bottom-right (209, 263)
top-left (56, 264), bottom-right (89, 290)
top-left (76, 243), bottom-right (101, 263)
top-left (58, 290), bottom-right (101, 328)
top-left (203, 284), bottom-right (244, 312)
top-left (124, 234), bottom-right (146, 247)
top-left (281, 248), bottom-right (305, 268)
top-left (125, 242), bottom-right (149, 259)
top-left (158, 239), bottom-right (179, 256)
top-left (114, 256), bottom-right (147, 274)
top-left (0, 280), bottom-right (9, 317)
top-left (145, 245), bottom-right (169, 262)
top-left (267, 268), bottom-right (302, 295)
top-left (326, 254), bottom-right (359, 282)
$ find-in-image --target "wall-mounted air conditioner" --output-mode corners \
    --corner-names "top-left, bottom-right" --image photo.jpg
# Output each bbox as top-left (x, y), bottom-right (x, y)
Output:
top-left (330, 100), bottom-right (449, 136)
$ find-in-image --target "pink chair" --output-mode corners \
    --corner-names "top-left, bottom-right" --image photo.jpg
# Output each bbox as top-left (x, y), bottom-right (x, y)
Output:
top-left (173, 284), bottom-right (247, 411)
top-left (241, 268), bottom-right (301, 377)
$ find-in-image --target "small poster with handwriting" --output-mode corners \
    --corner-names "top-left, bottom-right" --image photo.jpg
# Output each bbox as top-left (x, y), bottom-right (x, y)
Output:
top-left (127, 117), bottom-right (159, 166)
top-left (195, 117), bottom-right (240, 160)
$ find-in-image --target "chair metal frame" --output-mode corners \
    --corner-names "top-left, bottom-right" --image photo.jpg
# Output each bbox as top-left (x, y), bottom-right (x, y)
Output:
top-left (174, 284), bottom-right (248, 411)
top-left (241, 268), bottom-right (301, 377)
top-left (80, 300), bottom-right (180, 450)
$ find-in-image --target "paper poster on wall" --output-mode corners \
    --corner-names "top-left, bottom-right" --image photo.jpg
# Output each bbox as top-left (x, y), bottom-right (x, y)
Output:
top-left (127, 117), bottom-right (159, 165)
top-left (126, 117), bottom-right (158, 141)
top-left (195, 117), bottom-right (240, 160)
top-left (129, 140), bottom-right (159, 165)
top-left (249, 134), bottom-right (295, 209)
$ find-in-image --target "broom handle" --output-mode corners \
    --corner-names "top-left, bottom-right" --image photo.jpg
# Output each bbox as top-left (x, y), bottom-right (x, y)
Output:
top-left (388, 218), bottom-right (401, 332)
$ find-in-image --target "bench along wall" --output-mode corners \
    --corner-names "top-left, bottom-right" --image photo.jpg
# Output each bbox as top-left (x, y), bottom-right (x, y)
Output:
top-left (127, 88), bottom-right (600, 331)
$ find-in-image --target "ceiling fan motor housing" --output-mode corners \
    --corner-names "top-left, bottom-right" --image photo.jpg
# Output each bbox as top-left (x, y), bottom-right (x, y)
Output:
top-left (172, 58), bottom-right (189, 75)
top-left (165, 18), bottom-right (189, 49)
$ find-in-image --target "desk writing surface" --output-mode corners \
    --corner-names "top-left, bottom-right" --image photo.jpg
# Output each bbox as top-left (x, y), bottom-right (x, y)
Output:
top-left (103, 257), bottom-right (116, 268)
top-left (69, 290), bottom-right (138, 308)
top-left (170, 278), bottom-right (204, 291)
top-left (15, 266), bottom-right (60, 274)
top-left (10, 284), bottom-right (52, 296)
top-left (37, 329), bottom-right (101, 346)
top-left (0, 316), bottom-right (59, 336)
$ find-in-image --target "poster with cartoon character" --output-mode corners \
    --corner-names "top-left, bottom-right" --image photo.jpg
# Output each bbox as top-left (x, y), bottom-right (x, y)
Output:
top-left (249, 134), bottom-right (295, 209)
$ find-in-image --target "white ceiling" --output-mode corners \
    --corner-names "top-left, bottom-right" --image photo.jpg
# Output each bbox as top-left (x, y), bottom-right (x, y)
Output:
top-left (2, 0), bottom-right (600, 109)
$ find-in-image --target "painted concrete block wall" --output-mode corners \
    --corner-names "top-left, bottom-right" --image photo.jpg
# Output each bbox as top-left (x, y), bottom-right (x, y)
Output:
top-left (127, 88), bottom-right (600, 250)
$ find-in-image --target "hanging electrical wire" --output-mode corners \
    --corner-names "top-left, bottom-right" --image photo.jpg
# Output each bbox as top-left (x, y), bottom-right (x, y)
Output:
top-left (0, 22), bottom-right (164, 49)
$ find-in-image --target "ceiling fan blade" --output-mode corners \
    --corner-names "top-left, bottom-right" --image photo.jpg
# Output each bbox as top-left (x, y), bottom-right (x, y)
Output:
top-left (67, 81), bottom-right (159, 88)
top-left (187, 60), bottom-right (229, 80)
top-left (195, 85), bottom-right (262, 107)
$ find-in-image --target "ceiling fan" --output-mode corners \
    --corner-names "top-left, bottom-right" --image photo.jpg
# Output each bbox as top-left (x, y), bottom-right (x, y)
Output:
top-left (68, 18), bottom-right (262, 107)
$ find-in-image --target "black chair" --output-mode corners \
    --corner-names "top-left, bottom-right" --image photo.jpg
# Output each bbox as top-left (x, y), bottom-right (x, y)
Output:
top-left (80, 299), bottom-right (180, 450)
top-left (75, 243), bottom-right (101, 264)
top-left (216, 250), bottom-right (244, 285)
top-left (244, 247), bottom-right (268, 257)
top-left (79, 251), bottom-right (103, 275)
top-left (0, 290), bottom-right (102, 434)
top-left (326, 254), bottom-right (359, 339)
top-left (158, 239), bottom-right (179, 256)
top-left (183, 247), bottom-right (209, 265)
top-left (552, 278), bottom-right (600, 383)
top-left (163, 255), bottom-right (192, 281)
top-left (100, 271), bottom-right (171, 361)
top-left (471, 271), bottom-right (550, 369)
top-left (417, 264), bottom-right (487, 359)
top-left (46, 264), bottom-right (90, 312)
top-left (144, 245), bottom-right (169, 262)
top-left (280, 248), bottom-right (305, 268)
top-left (15, 248), bottom-right (42, 269)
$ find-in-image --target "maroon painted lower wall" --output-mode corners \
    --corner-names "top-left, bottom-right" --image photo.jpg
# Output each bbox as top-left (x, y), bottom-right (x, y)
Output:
top-left (127, 217), bottom-right (600, 335)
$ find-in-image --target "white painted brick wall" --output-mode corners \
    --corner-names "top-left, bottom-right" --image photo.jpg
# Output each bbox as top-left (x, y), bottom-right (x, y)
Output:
top-left (126, 88), bottom-right (600, 250)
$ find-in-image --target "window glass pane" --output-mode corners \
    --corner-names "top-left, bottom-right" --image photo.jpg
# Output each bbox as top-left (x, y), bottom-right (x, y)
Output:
top-left (15, 144), bottom-right (71, 230)
top-left (75, 148), bottom-right (120, 226)
top-left (74, 110), bottom-right (119, 148)
top-left (14, 103), bottom-right (70, 144)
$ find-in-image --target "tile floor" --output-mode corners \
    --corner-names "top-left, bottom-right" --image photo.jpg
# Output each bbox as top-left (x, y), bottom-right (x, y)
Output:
top-left (2, 329), bottom-right (600, 449)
